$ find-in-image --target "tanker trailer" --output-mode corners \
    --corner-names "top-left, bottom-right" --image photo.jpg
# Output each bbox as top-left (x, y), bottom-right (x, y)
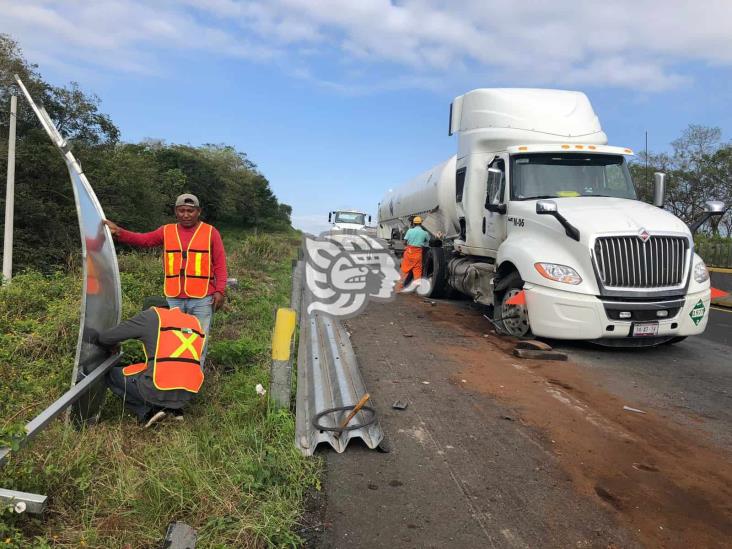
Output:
top-left (377, 88), bottom-right (724, 345)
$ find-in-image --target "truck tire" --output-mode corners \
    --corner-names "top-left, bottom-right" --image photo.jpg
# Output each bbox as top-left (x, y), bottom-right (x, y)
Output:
top-left (423, 246), bottom-right (449, 298)
top-left (494, 272), bottom-right (533, 338)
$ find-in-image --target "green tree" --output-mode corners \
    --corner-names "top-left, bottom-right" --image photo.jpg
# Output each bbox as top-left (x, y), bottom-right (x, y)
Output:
top-left (630, 125), bottom-right (731, 236)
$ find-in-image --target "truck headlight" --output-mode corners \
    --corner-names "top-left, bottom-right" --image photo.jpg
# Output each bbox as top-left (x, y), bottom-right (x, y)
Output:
top-left (694, 261), bottom-right (709, 283)
top-left (534, 263), bottom-right (582, 285)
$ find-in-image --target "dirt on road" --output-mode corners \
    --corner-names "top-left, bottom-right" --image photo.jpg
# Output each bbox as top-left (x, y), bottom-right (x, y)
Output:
top-left (429, 301), bottom-right (732, 548)
top-left (314, 295), bottom-right (732, 548)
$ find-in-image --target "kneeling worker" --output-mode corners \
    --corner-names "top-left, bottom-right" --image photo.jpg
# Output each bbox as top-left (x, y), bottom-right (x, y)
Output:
top-left (98, 305), bottom-right (205, 428)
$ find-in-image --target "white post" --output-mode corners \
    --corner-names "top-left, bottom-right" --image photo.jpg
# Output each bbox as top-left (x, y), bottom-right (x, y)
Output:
top-left (3, 95), bottom-right (17, 283)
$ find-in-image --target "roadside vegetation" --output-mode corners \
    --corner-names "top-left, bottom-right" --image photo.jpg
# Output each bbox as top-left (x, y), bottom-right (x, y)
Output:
top-left (0, 33), bottom-right (318, 548)
top-left (1, 230), bottom-right (320, 548)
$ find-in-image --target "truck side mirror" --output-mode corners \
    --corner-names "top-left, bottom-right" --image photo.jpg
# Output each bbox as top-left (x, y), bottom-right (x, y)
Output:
top-left (536, 200), bottom-right (580, 241)
top-left (368, 215), bottom-right (372, 223)
top-left (689, 200), bottom-right (727, 234)
top-left (328, 212), bottom-right (332, 223)
top-left (485, 168), bottom-right (506, 214)
top-left (653, 172), bottom-right (666, 208)
top-left (536, 200), bottom-right (558, 214)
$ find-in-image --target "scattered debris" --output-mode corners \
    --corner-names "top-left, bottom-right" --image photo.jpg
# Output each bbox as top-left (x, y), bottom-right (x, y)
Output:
top-left (421, 381), bottom-right (430, 385)
top-left (392, 400), bottom-right (409, 410)
top-left (161, 521), bottom-right (197, 549)
top-left (623, 405), bottom-right (647, 414)
top-left (367, 483), bottom-right (378, 490)
top-left (501, 415), bottom-right (514, 421)
top-left (633, 463), bottom-right (660, 472)
top-left (513, 348), bottom-right (568, 361)
top-left (422, 299), bottom-right (436, 306)
top-left (515, 339), bottom-right (553, 351)
top-left (255, 383), bottom-right (266, 396)
top-left (403, 333), bottom-right (414, 338)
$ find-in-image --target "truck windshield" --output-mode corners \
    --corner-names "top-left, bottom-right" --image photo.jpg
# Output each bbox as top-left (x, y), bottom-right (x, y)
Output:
top-left (334, 212), bottom-right (366, 224)
top-left (510, 153), bottom-right (637, 201)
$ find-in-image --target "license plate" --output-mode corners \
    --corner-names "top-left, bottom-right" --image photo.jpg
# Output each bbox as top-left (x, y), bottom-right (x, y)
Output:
top-left (632, 322), bottom-right (659, 337)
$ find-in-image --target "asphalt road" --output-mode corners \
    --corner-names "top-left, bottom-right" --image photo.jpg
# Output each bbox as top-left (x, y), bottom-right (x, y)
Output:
top-left (704, 307), bottom-right (732, 346)
top-left (312, 296), bottom-right (732, 548)
top-left (553, 304), bottom-right (732, 449)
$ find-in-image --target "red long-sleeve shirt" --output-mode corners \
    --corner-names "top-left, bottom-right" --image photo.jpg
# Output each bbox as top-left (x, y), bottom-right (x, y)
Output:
top-left (117, 223), bottom-right (228, 298)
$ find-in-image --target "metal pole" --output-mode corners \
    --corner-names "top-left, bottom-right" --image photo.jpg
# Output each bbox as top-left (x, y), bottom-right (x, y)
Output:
top-left (645, 130), bottom-right (648, 193)
top-left (3, 95), bottom-right (17, 282)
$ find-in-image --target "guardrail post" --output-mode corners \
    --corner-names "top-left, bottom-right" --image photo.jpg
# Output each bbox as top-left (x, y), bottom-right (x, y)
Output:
top-left (270, 307), bottom-right (297, 409)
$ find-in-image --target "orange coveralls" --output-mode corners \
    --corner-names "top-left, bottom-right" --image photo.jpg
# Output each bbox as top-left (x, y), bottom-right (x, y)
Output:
top-left (401, 245), bottom-right (423, 280)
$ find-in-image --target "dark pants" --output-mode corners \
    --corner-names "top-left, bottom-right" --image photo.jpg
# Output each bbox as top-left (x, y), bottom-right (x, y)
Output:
top-left (106, 367), bottom-right (155, 422)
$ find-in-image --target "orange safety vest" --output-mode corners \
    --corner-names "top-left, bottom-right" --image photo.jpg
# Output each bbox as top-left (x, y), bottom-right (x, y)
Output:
top-left (122, 307), bottom-right (205, 393)
top-left (163, 222), bottom-right (213, 298)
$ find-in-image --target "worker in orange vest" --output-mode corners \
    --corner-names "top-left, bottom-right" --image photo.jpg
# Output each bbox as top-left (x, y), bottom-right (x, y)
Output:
top-left (96, 305), bottom-right (205, 427)
top-left (104, 193), bottom-right (227, 366)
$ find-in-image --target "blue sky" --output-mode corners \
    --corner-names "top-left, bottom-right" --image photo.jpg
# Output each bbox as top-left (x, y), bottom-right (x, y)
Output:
top-left (4, 1), bottom-right (732, 234)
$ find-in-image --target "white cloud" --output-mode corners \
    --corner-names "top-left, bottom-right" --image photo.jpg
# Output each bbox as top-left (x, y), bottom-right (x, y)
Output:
top-left (2, 0), bottom-right (732, 91)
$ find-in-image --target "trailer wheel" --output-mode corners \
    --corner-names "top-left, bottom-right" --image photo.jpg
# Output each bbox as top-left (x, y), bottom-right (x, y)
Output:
top-left (423, 246), bottom-right (449, 298)
top-left (495, 273), bottom-right (532, 338)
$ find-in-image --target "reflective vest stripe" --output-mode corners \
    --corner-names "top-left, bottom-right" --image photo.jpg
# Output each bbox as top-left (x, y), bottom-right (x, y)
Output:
top-left (195, 252), bottom-right (202, 276)
top-left (169, 330), bottom-right (200, 360)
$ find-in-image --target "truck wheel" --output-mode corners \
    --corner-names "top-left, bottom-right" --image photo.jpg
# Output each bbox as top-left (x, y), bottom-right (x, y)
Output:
top-left (423, 247), bottom-right (449, 298)
top-left (495, 274), bottom-right (532, 338)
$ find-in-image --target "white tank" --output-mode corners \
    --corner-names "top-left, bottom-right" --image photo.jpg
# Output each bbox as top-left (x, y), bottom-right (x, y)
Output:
top-left (378, 88), bottom-right (608, 240)
top-left (377, 156), bottom-right (458, 239)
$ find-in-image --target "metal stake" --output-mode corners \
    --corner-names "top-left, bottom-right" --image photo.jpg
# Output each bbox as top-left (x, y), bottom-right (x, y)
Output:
top-left (3, 95), bottom-right (17, 283)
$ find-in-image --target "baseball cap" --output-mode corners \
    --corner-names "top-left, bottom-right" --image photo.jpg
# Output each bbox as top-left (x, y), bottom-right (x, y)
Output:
top-left (175, 193), bottom-right (200, 208)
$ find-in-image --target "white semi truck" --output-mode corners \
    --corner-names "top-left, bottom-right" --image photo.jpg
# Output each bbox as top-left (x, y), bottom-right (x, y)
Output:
top-left (377, 89), bottom-right (725, 345)
top-left (328, 209), bottom-right (373, 234)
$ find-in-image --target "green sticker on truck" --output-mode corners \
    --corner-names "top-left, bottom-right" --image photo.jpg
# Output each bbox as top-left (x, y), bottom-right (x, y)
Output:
top-left (689, 299), bottom-right (706, 326)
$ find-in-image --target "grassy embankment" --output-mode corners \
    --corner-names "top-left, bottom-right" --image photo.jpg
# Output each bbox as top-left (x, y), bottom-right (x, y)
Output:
top-left (0, 229), bottom-right (319, 548)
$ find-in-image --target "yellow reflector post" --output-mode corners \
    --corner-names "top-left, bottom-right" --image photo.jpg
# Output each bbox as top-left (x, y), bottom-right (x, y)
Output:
top-left (272, 308), bottom-right (297, 361)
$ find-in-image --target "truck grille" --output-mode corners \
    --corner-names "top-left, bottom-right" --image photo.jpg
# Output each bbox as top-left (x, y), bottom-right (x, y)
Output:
top-left (594, 236), bottom-right (688, 288)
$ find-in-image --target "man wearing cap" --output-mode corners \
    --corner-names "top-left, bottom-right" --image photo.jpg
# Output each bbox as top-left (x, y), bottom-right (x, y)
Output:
top-left (104, 194), bottom-right (227, 365)
top-left (398, 216), bottom-right (431, 291)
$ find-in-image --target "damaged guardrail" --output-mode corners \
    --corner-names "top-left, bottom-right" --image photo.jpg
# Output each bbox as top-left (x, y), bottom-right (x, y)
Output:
top-left (278, 236), bottom-right (385, 456)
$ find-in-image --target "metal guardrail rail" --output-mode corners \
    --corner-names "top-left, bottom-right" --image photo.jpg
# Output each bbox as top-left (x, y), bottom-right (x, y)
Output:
top-left (292, 259), bottom-right (384, 456)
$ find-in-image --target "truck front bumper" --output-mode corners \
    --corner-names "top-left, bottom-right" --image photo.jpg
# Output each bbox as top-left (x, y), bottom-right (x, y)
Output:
top-left (524, 283), bottom-right (710, 341)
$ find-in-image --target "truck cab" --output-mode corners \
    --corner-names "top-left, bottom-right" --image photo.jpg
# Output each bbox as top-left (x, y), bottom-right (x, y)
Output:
top-left (378, 88), bottom-right (724, 346)
top-left (329, 210), bottom-right (372, 234)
